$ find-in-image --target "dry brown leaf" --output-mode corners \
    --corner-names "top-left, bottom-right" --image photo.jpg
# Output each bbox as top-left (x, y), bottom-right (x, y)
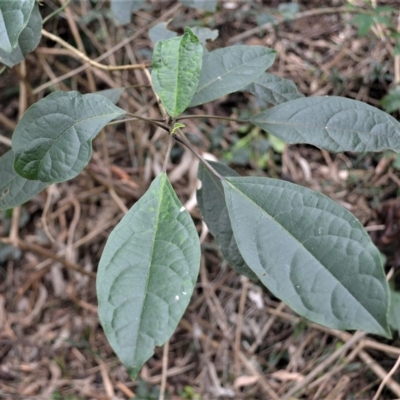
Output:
top-left (270, 370), bottom-right (304, 382)
top-left (234, 375), bottom-right (259, 388)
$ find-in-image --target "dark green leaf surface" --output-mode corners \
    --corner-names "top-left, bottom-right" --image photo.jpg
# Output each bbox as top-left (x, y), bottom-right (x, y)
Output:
top-left (152, 27), bottom-right (203, 117)
top-left (148, 22), bottom-right (177, 44)
top-left (12, 91), bottom-right (125, 184)
top-left (0, 0), bottom-right (35, 53)
top-left (197, 162), bottom-right (257, 281)
top-left (0, 150), bottom-right (47, 210)
top-left (389, 290), bottom-right (400, 333)
top-left (0, 3), bottom-right (42, 68)
top-left (97, 173), bottom-right (200, 378)
top-left (110, 0), bottom-right (145, 25)
top-left (223, 177), bottom-right (390, 336)
top-left (251, 96), bottom-right (400, 153)
top-left (245, 73), bottom-right (304, 105)
top-left (189, 45), bottom-right (276, 107)
top-left (180, 0), bottom-right (217, 12)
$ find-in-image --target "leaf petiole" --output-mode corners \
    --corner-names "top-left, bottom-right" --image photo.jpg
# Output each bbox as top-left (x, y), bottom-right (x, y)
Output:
top-left (176, 114), bottom-right (249, 124)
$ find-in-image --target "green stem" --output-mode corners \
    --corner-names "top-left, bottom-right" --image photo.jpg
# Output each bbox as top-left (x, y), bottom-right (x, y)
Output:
top-left (162, 135), bottom-right (175, 173)
top-left (174, 132), bottom-right (224, 180)
top-left (0, 65), bottom-right (7, 75)
top-left (42, 0), bottom-right (72, 24)
top-left (176, 114), bottom-right (249, 124)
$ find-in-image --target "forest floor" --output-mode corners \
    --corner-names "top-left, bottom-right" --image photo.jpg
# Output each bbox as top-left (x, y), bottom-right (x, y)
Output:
top-left (1, 0), bottom-right (400, 399)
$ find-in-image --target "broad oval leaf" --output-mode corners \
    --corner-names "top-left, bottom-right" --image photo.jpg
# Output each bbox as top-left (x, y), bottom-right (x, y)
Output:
top-left (152, 27), bottom-right (203, 117)
top-left (189, 45), bottom-right (276, 107)
top-left (97, 173), bottom-right (200, 378)
top-left (222, 177), bottom-right (390, 337)
top-left (0, 2), bottom-right (42, 68)
top-left (245, 72), bottom-right (304, 105)
top-left (0, 0), bottom-right (35, 53)
top-left (197, 161), bottom-right (257, 280)
top-left (251, 96), bottom-right (400, 153)
top-left (12, 91), bottom-right (125, 184)
top-left (0, 150), bottom-right (47, 210)
top-left (110, 0), bottom-right (145, 25)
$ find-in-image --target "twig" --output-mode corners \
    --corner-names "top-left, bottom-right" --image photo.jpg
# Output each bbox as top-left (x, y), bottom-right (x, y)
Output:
top-left (0, 237), bottom-right (96, 278)
top-left (395, 13), bottom-right (400, 86)
top-left (162, 135), bottom-right (175, 173)
top-left (249, 302), bottom-right (286, 354)
top-left (0, 135), bottom-right (12, 147)
top-left (359, 350), bottom-right (400, 398)
top-left (41, 29), bottom-right (150, 72)
top-left (234, 277), bottom-right (249, 378)
top-left (42, 0), bottom-right (71, 24)
top-left (282, 331), bottom-right (366, 399)
top-left (179, 318), bottom-right (279, 399)
top-left (174, 133), bottom-right (224, 180)
top-left (159, 340), bottom-right (170, 400)
top-left (228, 6), bottom-right (360, 44)
top-left (372, 354), bottom-right (400, 400)
top-left (62, 0), bottom-right (96, 91)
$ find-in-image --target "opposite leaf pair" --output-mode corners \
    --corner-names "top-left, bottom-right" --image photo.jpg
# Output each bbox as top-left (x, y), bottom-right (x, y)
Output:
top-left (96, 160), bottom-right (390, 379)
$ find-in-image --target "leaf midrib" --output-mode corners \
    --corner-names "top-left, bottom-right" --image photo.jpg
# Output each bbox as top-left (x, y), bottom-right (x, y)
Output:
top-left (133, 174), bottom-right (166, 364)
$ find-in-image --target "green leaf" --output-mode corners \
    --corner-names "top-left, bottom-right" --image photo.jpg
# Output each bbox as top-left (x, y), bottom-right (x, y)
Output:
top-left (0, 150), bottom-right (47, 210)
top-left (152, 27), bottom-right (203, 117)
top-left (251, 96), bottom-right (400, 153)
top-left (381, 89), bottom-right (400, 113)
top-left (189, 45), bottom-right (276, 107)
top-left (245, 73), bottom-right (304, 105)
top-left (12, 91), bottom-right (125, 184)
top-left (148, 22), bottom-right (177, 45)
top-left (351, 14), bottom-right (375, 36)
top-left (96, 87), bottom-right (125, 104)
top-left (171, 122), bottom-right (185, 134)
top-left (268, 134), bottom-right (286, 154)
top-left (0, 3), bottom-right (42, 68)
top-left (190, 27), bottom-right (219, 45)
top-left (0, 0), bottom-right (35, 53)
top-left (180, 0), bottom-right (217, 12)
top-left (277, 2), bottom-right (300, 20)
top-left (110, 0), bottom-right (145, 25)
top-left (389, 290), bottom-right (400, 332)
top-left (97, 173), bottom-right (200, 378)
top-left (222, 177), bottom-right (390, 337)
top-left (197, 162), bottom-right (257, 281)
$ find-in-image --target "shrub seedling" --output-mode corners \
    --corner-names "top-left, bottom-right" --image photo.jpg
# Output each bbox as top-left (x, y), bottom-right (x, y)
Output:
top-left (0, 2), bottom-right (399, 380)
